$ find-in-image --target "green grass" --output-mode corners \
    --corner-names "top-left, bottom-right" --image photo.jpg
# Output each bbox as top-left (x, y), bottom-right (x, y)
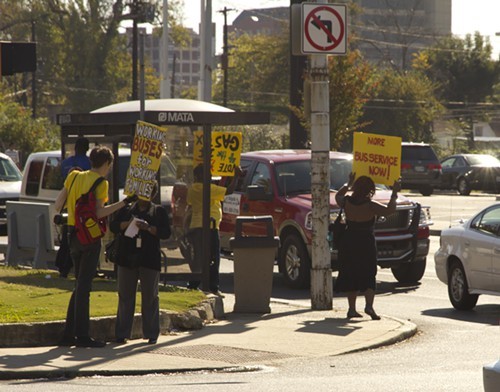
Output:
top-left (0, 266), bottom-right (206, 324)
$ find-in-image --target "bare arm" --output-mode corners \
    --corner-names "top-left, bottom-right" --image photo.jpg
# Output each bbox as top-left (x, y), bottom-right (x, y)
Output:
top-left (96, 199), bottom-right (127, 219)
top-left (335, 172), bottom-right (355, 207)
top-left (54, 187), bottom-right (68, 213)
top-left (369, 177), bottom-right (401, 216)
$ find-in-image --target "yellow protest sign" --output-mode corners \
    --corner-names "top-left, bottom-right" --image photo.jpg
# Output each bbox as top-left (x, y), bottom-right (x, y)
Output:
top-left (125, 120), bottom-right (167, 200)
top-left (352, 132), bottom-right (401, 186)
top-left (192, 131), bottom-right (242, 176)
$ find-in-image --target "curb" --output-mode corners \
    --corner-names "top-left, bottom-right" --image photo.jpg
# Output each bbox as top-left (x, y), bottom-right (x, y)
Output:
top-left (339, 315), bottom-right (418, 355)
top-left (0, 295), bottom-right (224, 348)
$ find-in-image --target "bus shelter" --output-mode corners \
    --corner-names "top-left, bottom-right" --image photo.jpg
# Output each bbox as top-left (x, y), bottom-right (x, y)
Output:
top-left (57, 98), bottom-right (270, 290)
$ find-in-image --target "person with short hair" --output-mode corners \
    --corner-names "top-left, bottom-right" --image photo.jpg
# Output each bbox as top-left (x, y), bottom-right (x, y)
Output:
top-left (61, 137), bottom-right (91, 179)
top-left (55, 145), bottom-right (137, 348)
top-left (334, 173), bottom-right (401, 320)
top-left (111, 183), bottom-right (171, 345)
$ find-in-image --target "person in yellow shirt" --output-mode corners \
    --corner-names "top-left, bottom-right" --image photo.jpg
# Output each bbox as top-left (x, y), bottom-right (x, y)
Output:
top-left (186, 164), bottom-right (241, 296)
top-left (55, 146), bottom-right (136, 348)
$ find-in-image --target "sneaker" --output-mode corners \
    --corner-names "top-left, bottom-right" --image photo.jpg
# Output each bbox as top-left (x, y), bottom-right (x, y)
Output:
top-left (115, 338), bottom-right (128, 344)
top-left (211, 290), bottom-right (225, 298)
top-left (75, 337), bottom-right (106, 348)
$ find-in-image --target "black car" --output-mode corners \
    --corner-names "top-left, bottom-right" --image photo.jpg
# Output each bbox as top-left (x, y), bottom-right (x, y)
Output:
top-left (400, 142), bottom-right (442, 196)
top-left (439, 154), bottom-right (500, 195)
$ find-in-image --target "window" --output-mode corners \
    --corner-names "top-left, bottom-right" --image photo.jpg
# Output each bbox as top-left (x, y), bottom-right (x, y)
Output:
top-left (470, 206), bottom-right (500, 236)
top-left (41, 157), bottom-right (63, 190)
top-left (25, 160), bottom-right (44, 196)
top-left (250, 162), bottom-right (272, 194)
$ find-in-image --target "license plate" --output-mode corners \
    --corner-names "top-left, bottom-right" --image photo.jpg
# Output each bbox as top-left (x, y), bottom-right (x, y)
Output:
top-left (414, 166), bottom-right (425, 172)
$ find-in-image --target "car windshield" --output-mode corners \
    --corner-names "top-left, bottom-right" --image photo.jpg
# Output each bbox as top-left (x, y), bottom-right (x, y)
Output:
top-left (467, 155), bottom-right (500, 166)
top-left (0, 157), bottom-right (22, 181)
top-left (275, 158), bottom-right (353, 195)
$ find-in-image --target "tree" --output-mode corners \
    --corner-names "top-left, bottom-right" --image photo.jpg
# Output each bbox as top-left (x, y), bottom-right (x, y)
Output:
top-left (0, 0), bottom-right (187, 115)
top-left (362, 68), bottom-right (444, 143)
top-left (416, 33), bottom-right (499, 104)
top-left (0, 98), bottom-right (59, 165)
top-left (328, 49), bottom-right (377, 149)
top-left (212, 30), bottom-right (290, 122)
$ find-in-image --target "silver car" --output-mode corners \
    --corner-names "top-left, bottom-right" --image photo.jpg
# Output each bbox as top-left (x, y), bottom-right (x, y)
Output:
top-left (435, 203), bottom-right (500, 310)
top-left (0, 152), bottom-right (22, 229)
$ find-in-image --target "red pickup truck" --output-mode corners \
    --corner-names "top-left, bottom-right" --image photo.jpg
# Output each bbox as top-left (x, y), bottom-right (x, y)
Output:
top-left (173, 149), bottom-right (432, 289)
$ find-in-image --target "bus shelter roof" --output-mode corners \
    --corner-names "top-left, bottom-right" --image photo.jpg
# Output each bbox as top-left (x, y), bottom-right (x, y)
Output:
top-left (57, 98), bottom-right (270, 141)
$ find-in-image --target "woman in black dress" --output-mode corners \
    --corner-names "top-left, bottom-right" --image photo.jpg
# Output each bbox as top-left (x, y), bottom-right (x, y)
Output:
top-left (334, 173), bottom-right (401, 320)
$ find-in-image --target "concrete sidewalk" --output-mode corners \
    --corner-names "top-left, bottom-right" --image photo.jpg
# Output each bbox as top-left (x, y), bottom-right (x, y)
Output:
top-left (0, 294), bottom-right (416, 380)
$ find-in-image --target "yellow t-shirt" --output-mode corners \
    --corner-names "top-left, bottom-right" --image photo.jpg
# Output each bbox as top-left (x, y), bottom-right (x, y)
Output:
top-left (64, 170), bottom-right (109, 226)
top-left (187, 182), bottom-right (227, 229)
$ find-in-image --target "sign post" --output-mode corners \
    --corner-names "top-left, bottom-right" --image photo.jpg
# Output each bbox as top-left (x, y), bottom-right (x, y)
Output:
top-left (300, 2), bottom-right (347, 310)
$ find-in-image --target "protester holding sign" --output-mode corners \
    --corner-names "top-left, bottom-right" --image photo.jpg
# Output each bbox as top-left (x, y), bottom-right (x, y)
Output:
top-left (185, 164), bottom-right (242, 296)
top-left (334, 172), bottom-right (401, 320)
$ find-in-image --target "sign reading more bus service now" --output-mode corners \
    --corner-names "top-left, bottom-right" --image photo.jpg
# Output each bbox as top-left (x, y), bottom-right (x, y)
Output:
top-left (193, 131), bottom-right (242, 176)
top-left (125, 120), bottom-right (168, 200)
top-left (352, 132), bottom-right (401, 186)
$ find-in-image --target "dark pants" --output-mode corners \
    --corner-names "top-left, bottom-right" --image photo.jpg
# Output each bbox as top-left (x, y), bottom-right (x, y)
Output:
top-left (187, 228), bottom-right (220, 293)
top-left (63, 231), bottom-right (101, 338)
top-left (115, 265), bottom-right (160, 341)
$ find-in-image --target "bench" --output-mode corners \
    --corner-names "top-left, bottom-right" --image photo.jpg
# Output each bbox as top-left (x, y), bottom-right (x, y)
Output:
top-left (6, 201), bottom-right (58, 269)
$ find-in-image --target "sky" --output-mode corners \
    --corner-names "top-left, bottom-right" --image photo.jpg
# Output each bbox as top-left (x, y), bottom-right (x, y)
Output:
top-left (180, 0), bottom-right (500, 57)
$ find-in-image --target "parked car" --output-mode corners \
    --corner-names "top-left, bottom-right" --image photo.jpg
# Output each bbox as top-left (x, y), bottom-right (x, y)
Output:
top-left (172, 149), bottom-right (433, 289)
top-left (0, 152), bottom-right (22, 230)
top-left (439, 154), bottom-right (500, 195)
top-left (20, 149), bottom-right (176, 209)
top-left (435, 202), bottom-right (500, 310)
top-left (20, 149), bottom-right (177, 255)
top-left (400, 142), bottom-right (442, 196)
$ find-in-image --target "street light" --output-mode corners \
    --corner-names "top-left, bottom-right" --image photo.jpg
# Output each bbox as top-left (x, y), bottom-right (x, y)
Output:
top-left (126, 0), bottom-right (156, 100)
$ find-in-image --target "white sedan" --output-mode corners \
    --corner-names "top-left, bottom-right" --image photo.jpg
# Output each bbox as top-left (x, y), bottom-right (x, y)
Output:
top-left (434, 202), bottom-right (500, 310)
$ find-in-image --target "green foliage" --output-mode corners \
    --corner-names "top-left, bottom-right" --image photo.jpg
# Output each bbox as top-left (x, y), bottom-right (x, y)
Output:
top-left (328, 49), bottom-right (377, 149)
top-left (362, 68), bottom-right (444, 143)
top-left (0, 98), bottom-right (59, 164)
top-left (418, 33), bottom-right (499, 104)
top-left (213, 30), bottom-right (289, 122)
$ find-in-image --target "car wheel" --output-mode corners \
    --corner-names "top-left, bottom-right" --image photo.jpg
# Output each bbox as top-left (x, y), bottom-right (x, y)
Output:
top-left (447, 260), bottom-right (478, 310)
top-left (391, 258), bottom-right (426, 283)
top-left (280, 233), bottom-right (311, 289)
top-left (457, 177), bottom-right (471, 196)
top-left (419, 186), bottom-right (433, 196)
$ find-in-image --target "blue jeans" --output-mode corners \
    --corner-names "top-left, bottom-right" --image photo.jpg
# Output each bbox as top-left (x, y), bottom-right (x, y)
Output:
top-left (187, 228), bottom-right (220, 292)
top-left (63, 231), bottom-right (101, 338)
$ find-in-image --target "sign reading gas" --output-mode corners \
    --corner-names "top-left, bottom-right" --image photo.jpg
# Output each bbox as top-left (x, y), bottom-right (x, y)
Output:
top-left (352, 132), bottom-right (402, 186)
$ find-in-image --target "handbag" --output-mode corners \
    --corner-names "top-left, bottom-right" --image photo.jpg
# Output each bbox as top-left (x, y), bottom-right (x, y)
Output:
top-left (104, 235), bottom-right (120, 263)
top-left (329, 206), bottom-right (346, 249)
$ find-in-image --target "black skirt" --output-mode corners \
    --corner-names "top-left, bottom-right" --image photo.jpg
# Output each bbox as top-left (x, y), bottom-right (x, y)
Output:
top-left (334, 220), bottom-right (377, 293)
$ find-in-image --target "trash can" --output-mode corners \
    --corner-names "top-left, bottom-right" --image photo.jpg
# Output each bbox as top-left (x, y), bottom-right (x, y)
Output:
top-left (229, 216), bottom-right (279, 313)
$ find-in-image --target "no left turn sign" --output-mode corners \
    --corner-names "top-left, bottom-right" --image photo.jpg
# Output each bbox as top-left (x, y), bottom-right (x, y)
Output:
top-left (302, 3), bottom-right (347, 55)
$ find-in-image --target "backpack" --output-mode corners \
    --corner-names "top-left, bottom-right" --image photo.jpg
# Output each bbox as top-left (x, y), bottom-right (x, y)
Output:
top-left (74, 176), bottom-right (107, 245)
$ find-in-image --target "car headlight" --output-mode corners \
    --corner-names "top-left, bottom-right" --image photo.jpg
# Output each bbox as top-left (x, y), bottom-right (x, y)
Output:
top-left (305, 211), bottom-right (312, 230)
top-left (419, 206), bottom-right (432, 227)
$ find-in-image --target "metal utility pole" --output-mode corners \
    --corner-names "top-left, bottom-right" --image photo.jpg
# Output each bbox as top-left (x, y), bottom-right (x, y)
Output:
top-left (290, 0), bottom-right (308, 148)
top-left (160, 0), bottom-right (171, 98)
top-left (198, 0), bottom-right (213, 102)
top-left (310, 1), bottom-right (332, 310)
top-left (132, 0), bottom-right (139, 100)
top-left (219, 6), bottom-right (234, 107)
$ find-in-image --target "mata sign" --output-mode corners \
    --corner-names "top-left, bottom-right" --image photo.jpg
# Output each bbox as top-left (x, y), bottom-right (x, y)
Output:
top-left (352, 132), bottom-right (401, 186)
top-left (193, 130), bottom-right (242, 176)
top-left (124, 120), bottom-right (168, 201)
